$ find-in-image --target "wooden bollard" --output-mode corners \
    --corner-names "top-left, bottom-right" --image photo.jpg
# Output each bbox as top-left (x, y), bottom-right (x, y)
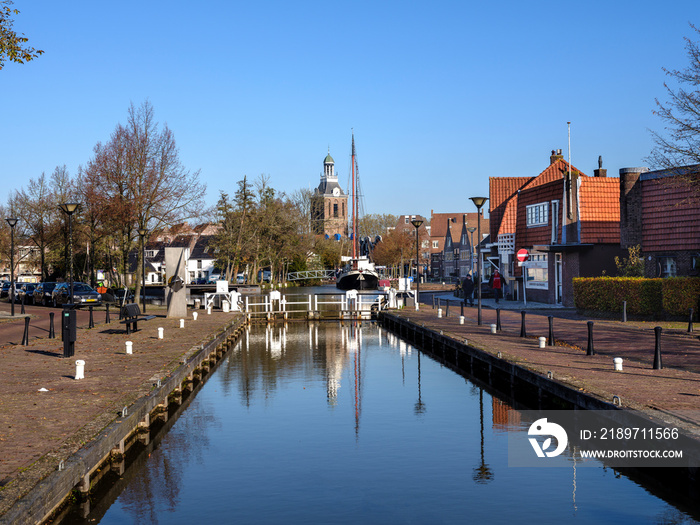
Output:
top-left (496, 308), bottom-right (501, 332)
top-left (548, 316), bottom-right (554, 346)
top-left (520, 311), bottom-right (527, 337)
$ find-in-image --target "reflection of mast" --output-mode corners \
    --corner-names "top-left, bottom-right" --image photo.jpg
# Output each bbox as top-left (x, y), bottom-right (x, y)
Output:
top-left (352, 323), bottom-right (362, 437)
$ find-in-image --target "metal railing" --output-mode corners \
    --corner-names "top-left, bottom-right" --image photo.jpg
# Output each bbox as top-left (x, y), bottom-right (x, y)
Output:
top-left (242, 291), bottom-right (387, 320)
top-left (286, 270), bottom-right (337, 281)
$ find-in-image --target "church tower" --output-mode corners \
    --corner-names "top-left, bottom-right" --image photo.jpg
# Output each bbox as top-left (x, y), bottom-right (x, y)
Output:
top-left (311, 150), bottom-right (349, 237)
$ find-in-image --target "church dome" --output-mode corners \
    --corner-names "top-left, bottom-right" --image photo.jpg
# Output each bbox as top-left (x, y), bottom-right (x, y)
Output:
top-left (324, 153), bottom-right (334, 164)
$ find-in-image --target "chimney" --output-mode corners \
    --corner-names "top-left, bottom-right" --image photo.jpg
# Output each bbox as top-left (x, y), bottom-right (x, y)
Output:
top-left (593, 155), bottom-right (607, 177)
top-left (550, 149), bottom-right (564, 165)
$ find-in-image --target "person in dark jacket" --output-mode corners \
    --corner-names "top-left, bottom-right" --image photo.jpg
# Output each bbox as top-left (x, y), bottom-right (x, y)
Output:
top-left (462, 274), bottom-right (475, 306)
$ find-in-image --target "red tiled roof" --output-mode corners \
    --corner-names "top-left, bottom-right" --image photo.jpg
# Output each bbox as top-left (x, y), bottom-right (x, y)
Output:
top-left (429, 212), bottom-right (488, 253)
top-left (579, 177), bottom-right (620, 244)
top-left (489, 177), bottom-right (531, 213)
top-left (642, 176), bottom-right (700, 251)
top-left (497, 196), bottom-right (518, 236)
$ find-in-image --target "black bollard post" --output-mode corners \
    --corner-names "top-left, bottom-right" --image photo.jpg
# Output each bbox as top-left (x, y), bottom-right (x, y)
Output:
top-left (548, 316), bottom-right (554, 346)
top-left (496, 308), bottom-right (502, 331)
top-left (49, 312), bottom-right (55, 339)
top-left (105, 303), bottom-right (110, 324)
top-left (446, 301), bottom-right (449, 317)
top-left (586, 321), bottom-right (595, 355)
top-left (520, 311), bottom-right (527, 338)
top-left (653, 326), bottom-right (663, 370)
top-left (21, 316), bottom-right (30, 345)
top-left (432, 295), bottom-right (436, 310)
top-left (21, 295), bottom-right (25, 315)
top-left (461, 302), bottom-right (464, 317)
top-left (622, 301), bottom-right (627, 323)
top-left (89, 306), bottom-right (94, 329)
top-left (689, 308), bottom-right (694, 333)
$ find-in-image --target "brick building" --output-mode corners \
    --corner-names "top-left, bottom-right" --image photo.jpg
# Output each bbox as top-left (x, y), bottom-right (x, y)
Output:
top-left (310, 151), bottom-right (348, 238)
top-left (429, 211), bottom-right (489, 282)
top-left (620, 164), bottom-right (700, 277)
top-left (489, 150), bottom-right (623, 306)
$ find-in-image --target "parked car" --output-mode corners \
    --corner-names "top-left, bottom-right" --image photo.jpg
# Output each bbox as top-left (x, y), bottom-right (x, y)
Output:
top-left (1, 281), bottom-right (21, 300)
top-left (236, 273), bottom-right (246, 284)
top-left (16, 283), bottom-right (36, 304)
top-left (101, 287), bottom-right (134, 305)
top-left (191, 277), bottom-right (207, 285)
top-left (208, 273), bottom-right (222, 283)
top-left (51, 282), bottom-right (102, 307)
top-left (32, 282), bottom-right (57, 306)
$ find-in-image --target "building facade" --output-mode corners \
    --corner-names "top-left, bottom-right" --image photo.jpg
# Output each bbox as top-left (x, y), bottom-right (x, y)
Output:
top-left (310, 152), bottom-right (349, 238)
top-left (620, 164), bottom-right (700, 277)
top-left (489, 150), bottom-right (623, 306)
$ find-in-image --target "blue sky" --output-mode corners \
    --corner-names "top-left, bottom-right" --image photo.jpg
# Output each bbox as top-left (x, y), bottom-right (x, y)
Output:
top-left (1, 1), bottom-right (697, 220)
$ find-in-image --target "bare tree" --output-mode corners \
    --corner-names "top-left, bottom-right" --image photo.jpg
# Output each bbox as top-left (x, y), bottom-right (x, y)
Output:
top-left (648, 23), bottom-right (700, 198)
top-left (13, 172), bottom-right (58, 280)
top-left (84, 100), bottom-right (206, 300)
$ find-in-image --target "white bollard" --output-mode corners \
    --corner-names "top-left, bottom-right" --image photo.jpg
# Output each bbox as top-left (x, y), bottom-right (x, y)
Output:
top-left (180, 319), bottom-right (185, 328)
top-left (207, 306), bottom-right (212, 315)
top-left (459, 315), bottom-right (465, 325)
top-left (193, 311), bottom-right (198, 321)
top-left (539, 337), bottom-right (546, 348)
top-left (614, 357), bottom-right (623, 371)
top-left (75, 360), bottom-right (85, 380)
top-left (491, 324), bottom-right (497, 334)
top-left (437, 308), bottom-right (442, 318)
top-left (125, 341), bottom-right (133, 354)
top-left (158, 327), bottom-right (164, 339)
top-left (223, 300), bottom-right (230, 313)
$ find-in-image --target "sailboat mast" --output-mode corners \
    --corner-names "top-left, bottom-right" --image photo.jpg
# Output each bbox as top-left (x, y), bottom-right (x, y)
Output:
top-left (352, 133), bottom-right (357, 259)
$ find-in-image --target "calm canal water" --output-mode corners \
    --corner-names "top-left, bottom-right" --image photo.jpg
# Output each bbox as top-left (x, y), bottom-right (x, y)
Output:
top-left (61, 321), bottom-right (699, 524)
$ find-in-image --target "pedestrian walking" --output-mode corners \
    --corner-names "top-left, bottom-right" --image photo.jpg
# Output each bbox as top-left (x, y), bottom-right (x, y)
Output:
top-left (491, 269), bottom-right (502, 304)
top-left (462, 274), bottom-right (475, 306)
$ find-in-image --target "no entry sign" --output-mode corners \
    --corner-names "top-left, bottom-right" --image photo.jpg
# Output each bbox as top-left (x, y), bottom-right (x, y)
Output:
top-left (517, 249), bottom-right (530, 263)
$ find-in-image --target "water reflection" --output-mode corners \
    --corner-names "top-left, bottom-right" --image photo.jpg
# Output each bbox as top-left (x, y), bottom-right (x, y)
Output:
top-left (64, 321), bottom-right (700, 524)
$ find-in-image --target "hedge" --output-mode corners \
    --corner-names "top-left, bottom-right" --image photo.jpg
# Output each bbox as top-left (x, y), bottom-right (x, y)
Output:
top-left (573, 277), bottom-right (700, 317)
top-left (662, 277), bottom-right (700, 316)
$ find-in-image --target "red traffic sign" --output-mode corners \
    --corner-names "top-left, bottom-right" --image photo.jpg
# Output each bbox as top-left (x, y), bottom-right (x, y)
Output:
top-left (516, 249), bottom-right (530, 263)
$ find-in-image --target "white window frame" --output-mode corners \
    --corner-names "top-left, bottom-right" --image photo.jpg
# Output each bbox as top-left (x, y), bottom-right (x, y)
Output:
top-left (526, 202), bottom-right (549, 227)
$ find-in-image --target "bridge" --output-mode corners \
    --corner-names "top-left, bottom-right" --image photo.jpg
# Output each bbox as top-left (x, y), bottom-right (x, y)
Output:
top-left (286, 270), bottom-right (337, 281)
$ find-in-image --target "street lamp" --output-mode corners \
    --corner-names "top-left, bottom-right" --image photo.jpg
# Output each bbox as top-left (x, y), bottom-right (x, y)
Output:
top-left (59, 203), bottom-right (80, 305)
top-left (470, 197), bottom-right (488, 326)
top-left (5, 218), bottom-right (18, 316)
top-left (411, 218), bottom-right (423, 311)
top-left (138, 228), bottom-right (147, 313)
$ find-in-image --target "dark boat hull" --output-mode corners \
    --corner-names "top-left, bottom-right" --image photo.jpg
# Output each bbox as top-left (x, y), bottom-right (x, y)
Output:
top-left (335, 270), bottom-right (379, 291)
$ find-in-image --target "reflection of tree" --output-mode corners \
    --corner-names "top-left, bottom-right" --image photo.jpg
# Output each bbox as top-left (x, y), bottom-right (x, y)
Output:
top-left (118, 398), bottom-right (219, 523)
top-left (473, 389), bottom-right (493, 484)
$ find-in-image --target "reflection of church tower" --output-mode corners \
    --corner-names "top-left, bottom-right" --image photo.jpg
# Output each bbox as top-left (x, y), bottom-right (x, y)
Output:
top-left (311, 150), bottom-right (349, 237)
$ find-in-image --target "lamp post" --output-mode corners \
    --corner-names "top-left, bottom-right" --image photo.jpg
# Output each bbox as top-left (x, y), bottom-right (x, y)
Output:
top-left (467, 226), bottom-right (476, 276)
top-left (411, 218), bottom-right (424, 311)
top-left (59, 203), bottom-right (79, 305)
top-left (5, 218), bottom-right (18, 316)
top-left (138, 228), bottom-right (147, 313)
top-left (470, 197), bottom-right (488, 325)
